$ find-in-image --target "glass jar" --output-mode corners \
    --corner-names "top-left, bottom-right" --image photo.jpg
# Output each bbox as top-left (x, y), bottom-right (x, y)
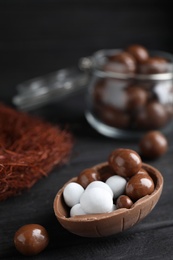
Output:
top-left (82, 49), bottom-right (173, 138)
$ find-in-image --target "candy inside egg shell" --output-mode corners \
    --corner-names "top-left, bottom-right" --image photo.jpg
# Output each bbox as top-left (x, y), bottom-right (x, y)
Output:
top-left (53, 162), bottom-right (163, 237)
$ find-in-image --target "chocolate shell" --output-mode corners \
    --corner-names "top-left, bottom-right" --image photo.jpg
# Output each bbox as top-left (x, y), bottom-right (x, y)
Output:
top-left (53, 162), bottom-right (163, 237)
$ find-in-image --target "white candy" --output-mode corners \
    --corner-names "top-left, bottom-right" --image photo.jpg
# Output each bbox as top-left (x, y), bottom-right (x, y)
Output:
top-left (80, 187), bottom-right (113, 214)
top-left (86, 181), bottom-right (113, 198)
top-left (70, 203), bottom-right (86, 217)
top-left (106, 175), bottom-right (127, 198)
top-left (63, 182), bottom-right (84, 207)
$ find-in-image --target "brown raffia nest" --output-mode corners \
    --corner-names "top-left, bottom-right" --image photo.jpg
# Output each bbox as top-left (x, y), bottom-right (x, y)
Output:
top-left (0, 103), bottom-right (73, 201)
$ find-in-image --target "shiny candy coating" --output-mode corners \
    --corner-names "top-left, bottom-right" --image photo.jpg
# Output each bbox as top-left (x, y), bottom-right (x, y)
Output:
top-left (77, 168), bottom-right (100, 188)
top-left (14, 224), bottom-right (49, 256)
top-left (109, 148), bottom-right (142, 177)
top-left (126, 171), bottom-right (155, 201)
top-left (139, 131), bottom-right (168, 159)
top-left (116, 195), bottom-right (133, 209)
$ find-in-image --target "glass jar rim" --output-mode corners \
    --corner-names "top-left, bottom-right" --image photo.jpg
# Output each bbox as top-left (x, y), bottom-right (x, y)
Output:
top-left (92, 49), bottom-right (173, 81)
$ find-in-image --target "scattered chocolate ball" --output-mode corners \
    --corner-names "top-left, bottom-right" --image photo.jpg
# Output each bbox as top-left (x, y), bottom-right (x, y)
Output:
top-left (108, 148), bottom-right (142, 178)
top-left (126, 44), bottom-right (149, 63)
top-left (139, 131), bottom-right (168, 159)
top-left (116, 195), bottom-right (133, 209)
top-left (14, 224), bottom-right (49, 256)
top-left (125, 170), bottom-right (155, 201)
top-left (77, 168), bottom-right (101, 188)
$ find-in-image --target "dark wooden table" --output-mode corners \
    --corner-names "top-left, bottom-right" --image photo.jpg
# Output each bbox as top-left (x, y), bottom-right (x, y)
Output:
top-left (1, 1), bottom-right (173, 259)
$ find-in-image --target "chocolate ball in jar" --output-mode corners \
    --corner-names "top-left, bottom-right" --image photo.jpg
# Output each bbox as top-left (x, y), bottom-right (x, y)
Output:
top-left (135, 101), bottom-right (168, 130)
top-left (125, 44), bottom-right (149, 64)
top-left (103, 51), bottom-right (136, 73)
top-left (96, 104), bottom-right (130, 129)
top-left (92, 78), bottom-right (131, 129)
top-left (139, 56), bottom-right (170, 74)
top-left (124, 84), bottom-right (148, 112)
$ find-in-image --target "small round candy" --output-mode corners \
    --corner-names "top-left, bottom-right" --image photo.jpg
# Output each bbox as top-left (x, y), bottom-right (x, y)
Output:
top-left (125, 85), bottom-right (148, 111)
top-left (80, 187), bottom-right (113, 214)
top-left (77, 168), bottom-right (100, 188)
top-left (105, 51), bottom-right (136, 73)
top-left (86, 181), bottom-right (113, 198)
top-left (105, 175), bottom-right (127, 198)
top-left (108, 148), bottom-right (142, 178)
top-left (125, 44), bottom-right (149, 63)
top-left (14, 224), bottom-right (49, 256)
top-left (63, 182), bottom-right (84, 207)
top-left (98, 104), bottom-right (130, 129)
top-left (126, 171), bottom-right (155, 201)
top-left (116, 195), bottom-right (133, 209)
top-left (139, 56), bottom-right (169, 74)
top-left (98, 164), bottom-right (115, 182)
top-left (70, 203), bottom-right (86, 217)
top-left (139, 131), bottom-right (168, 159)
top-left (136, 101), bottom-right (168, 129)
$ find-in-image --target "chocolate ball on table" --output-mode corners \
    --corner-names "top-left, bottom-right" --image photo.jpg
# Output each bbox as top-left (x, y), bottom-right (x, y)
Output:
top-left (139, 130), bottom-right (168, 159)
top-left (14, 224), bottom-right (49, 256)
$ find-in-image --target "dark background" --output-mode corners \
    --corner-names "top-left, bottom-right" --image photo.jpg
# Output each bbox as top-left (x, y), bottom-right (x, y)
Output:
top-left (1, 1), bottom-right (173, 259)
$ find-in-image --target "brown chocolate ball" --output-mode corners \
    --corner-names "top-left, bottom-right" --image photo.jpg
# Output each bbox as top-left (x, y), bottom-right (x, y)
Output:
top-left (139, 131), bottom-right (168, 159)
top-left (98, 164), bottom-right (116, 182)
top-left (116, 195), bottom-right (133, 209)
top-left (125, 85), bottom-right (148, 111)
top-left (135, 101), bottom-right (168, 129)
top-left (14, 224), bottom-right (49, 256)
top-left (126, 44), bottom-right (149, 63)
top-left (139, 56), bottom-right (169, 74)
top-left (126, 170), bottom-right (155, 201)
top-left (104, 51), bottom-right (136, 73)
top-left (108, 148), bottom-right (142, 178)
top-left (96, 104), bottom-right (130, 129)
top-left (77, 168), bottom-right (101, 188)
